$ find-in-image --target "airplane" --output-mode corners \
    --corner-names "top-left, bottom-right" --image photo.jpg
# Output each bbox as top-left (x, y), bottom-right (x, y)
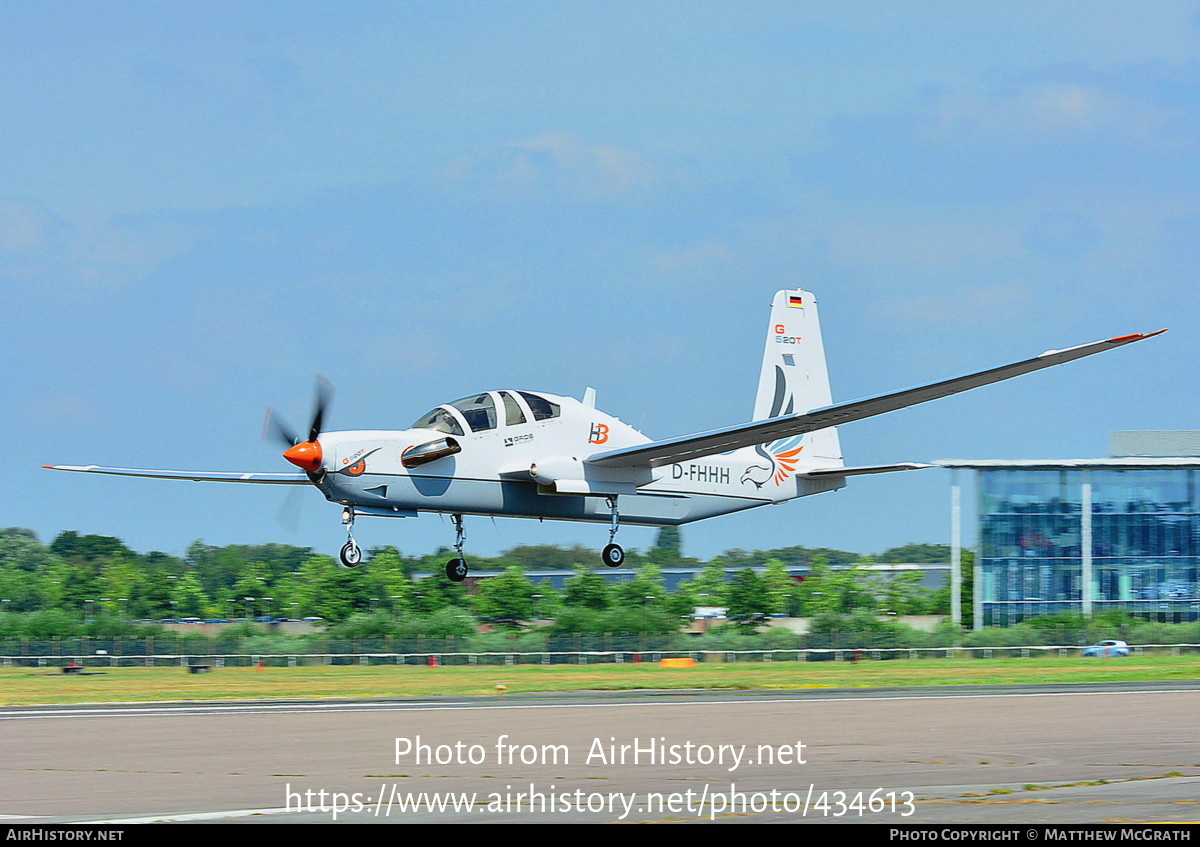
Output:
top-left (46, 290), bottom-right (1165, 582)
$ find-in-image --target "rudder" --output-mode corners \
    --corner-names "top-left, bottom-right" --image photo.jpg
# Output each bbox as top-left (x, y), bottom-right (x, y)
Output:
top-left (751, 289), bottom-right (843, 471)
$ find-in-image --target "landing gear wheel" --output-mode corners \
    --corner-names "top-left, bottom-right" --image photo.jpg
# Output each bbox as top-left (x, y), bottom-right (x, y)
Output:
top-left (602, 497), bottom-right (624, 567)
top-left (339, 540), bottom-right (362, 568)
top-left (446, 557), bottom-right (468, 582)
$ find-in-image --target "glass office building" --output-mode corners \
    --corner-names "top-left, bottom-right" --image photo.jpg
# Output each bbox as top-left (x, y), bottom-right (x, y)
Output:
top-left (942, 435), bottom-right (1200, 626)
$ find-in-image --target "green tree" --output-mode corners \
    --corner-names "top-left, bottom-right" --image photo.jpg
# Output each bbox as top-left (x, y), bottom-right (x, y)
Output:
top-left (44, 557), bottom-right (101, 614)
top-left (828, 562), bottom-right (877, 615)
top-left (0, 528), bottom-right (57, 573)
top-left (171, 572), bottom-right (209, 618)
top-left (492, 544), bottom-right (600, 570)
top-left (363, 548), bottom-right (415, 614)
top-left (877, 543), bottom-right (952, 563)
top-left (613, 562), bottom-right (667, 611)
top-left (598, 606), bottom-right (681, 635)
top-left (725, 568), bottom-right (772, 627)
top-left (472, 566), bottom-right (537, 628)
top-left (664, 580), bottom-right (699, 618)
top-left (762, 558), bottom-right (794, 616)
top-left (396, 607), bottom-right (475, 638)
top-left (797, 557), bottom-right (876, 616)
top-left (563, 567), bottom-right (611, 610)
top-left (330, 611), bottom-right (400, 638)
top-left (0, 565), bottom-right (45, 613)
top-left (133, 553), bottom-right (184, 619)
top-left (18, 609), bottom-right (83, 639)
top-left (49, 531), bottom-right (132, 561)
top-left (691, 557), bottom-right (729, 605)
top-left (0, 529), bottom-right (56, 612)
top-left (528, 581), bottom-right (562, 620)
top-left (186, 541), bottom-right (249, 598)
top-left (411, 574), bottom-right (470, 615)
top-left (547, 606), bottom-right (603, 636)
top-left (98, 552), bottom-right (140, 617)
top-left (927, 550), bottom-right (973, 616)
top-left (796, 554), bottom-right (833, 615)
top-left (232, 561), bottom-right (273, 607)
top-left (723, 545), bottom-right (860, 568)
top-left (647, 526), bottom-right (684, 564)
top-left (285, 555), bottom-right (366, 622)
top-left (870, 569), bottom-right (932, 615)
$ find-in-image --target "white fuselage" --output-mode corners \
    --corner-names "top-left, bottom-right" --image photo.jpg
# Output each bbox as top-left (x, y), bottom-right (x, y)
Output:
top-left (311, 391), bottom-right (833, 527)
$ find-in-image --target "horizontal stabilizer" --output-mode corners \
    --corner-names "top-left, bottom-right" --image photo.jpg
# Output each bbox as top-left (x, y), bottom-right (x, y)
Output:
top-left (586, 329), bottom-right (1166, 469)
top-left (44, 465), bottom-right (311, 485)
top-left (799, 463), bottom-right (931, 478)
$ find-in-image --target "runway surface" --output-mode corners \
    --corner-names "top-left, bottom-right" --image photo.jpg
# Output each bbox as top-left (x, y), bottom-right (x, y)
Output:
top-left (1, 682), bottom-right (1196, 824)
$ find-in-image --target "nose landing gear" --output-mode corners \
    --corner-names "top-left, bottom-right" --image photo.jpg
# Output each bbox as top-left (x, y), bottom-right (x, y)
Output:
top-left (445, 514), bottom-right (469, 582)
top-left (339, 507), bottom-right (362, 568)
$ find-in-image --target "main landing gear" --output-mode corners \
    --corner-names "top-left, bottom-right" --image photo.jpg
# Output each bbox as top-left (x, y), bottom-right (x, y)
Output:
top-left (339, 507), bottom-right (362, 568)
top-left (445, 514), bottom-right (469, 582)
top-left (336, 502), bottom-right (623, 576)
top-left (602, 496), bottom-right (625, 567)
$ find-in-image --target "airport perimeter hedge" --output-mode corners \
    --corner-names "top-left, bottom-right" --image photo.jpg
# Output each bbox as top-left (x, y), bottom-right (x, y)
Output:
top-left (3, 618), bottom-right (1199, 658)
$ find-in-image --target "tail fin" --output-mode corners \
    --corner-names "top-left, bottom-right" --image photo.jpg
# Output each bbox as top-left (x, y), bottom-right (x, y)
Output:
top-left (752, 289), bottom-right (843, 469)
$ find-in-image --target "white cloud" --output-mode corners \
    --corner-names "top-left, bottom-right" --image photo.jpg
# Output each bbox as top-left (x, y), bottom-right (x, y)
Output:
top-left (877, 281), bottom-right (1037, 325)
top-left (929, 82), bottom-right (1170, 144)
top-left (0, 200), bottom-right (198, 291)
top-left (513, 132), bottom-right (652, 194)
top-left (821, 213), bottom-right (1023, 271)
top-left (0, 199), bottom-right (60, 253)
top-left (448, 132), bottom-right (654, 197)
top-left (650, 240), bottom-right (730, 273)
top-left (23, 393), bottom-right (101, 428)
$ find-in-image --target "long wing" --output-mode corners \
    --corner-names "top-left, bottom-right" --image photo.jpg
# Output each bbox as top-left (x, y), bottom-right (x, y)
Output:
top-left (43, 465), bottom-right (311, 484)
top-left (800, 462), bottom-right (931, 478)
top-left (586, 330), bottom-right (1166, 470)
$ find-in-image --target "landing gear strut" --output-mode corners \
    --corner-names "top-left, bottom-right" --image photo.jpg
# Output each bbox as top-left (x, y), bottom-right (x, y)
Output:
top-left (445, 514), bottom-right (468, 582)
top-left (602, 496), bottom-right (624, 567)
top-left (339, 507), bottom-right (362, 568)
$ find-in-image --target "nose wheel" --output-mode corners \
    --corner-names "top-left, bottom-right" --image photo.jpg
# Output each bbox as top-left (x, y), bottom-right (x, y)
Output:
top-left (339, 507), bottom-right (363, 568)
top-left (446, 557), bottom-right (468, 581)
top-left (340, 540), bottom-right (362, 568)
top-left (445, 514), bottom-right (469, 582)
top-left (603, 497), bottom-right (624, 567)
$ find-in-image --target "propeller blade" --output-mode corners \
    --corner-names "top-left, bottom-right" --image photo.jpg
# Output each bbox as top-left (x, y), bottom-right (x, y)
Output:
top-left (309, 376), bottom-right (334, 443)
top-left (275, 483), bottom-right (306, 534)
top-left (263, 407), bottom-right (301, 448)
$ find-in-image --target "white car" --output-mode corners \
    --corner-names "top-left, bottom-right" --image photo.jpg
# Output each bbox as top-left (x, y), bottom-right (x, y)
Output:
top-left (1082, 639), bottom-right (1130, 657)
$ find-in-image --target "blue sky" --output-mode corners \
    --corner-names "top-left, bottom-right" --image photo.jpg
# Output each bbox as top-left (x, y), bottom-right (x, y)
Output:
top-left (5, 2), bottom-right (1199, 561)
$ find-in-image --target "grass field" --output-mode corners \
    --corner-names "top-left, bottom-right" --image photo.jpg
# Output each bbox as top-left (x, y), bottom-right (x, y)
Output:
top-left (0, 655), bottom-right (1195, 706)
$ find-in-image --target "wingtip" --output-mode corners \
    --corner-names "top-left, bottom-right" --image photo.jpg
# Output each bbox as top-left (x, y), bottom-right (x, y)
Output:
top-left (1109, 329), bottom-right (1168, 343)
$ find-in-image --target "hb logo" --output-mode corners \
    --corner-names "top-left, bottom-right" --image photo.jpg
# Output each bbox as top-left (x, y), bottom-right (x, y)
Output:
top-left (589, 423), bottom-right (609, 444)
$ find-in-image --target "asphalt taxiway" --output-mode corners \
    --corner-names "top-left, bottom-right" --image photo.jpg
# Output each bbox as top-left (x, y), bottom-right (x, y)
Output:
top-left (1, 682), bottom-right (1196, 824)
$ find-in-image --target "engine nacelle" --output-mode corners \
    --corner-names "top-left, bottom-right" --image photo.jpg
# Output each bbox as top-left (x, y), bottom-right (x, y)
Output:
top-left (401, 437), bottom-right (461, 469)
top-left (529, 455), bottom-right (648, 496)
top-left (529, 455), bottom-right (582, 486)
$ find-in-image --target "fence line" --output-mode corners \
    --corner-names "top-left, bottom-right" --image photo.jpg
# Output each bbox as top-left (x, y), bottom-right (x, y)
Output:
top-left (3, 644), bottom-right (1196, 668)
top-left (8, 627), bottom-right (1195, 657)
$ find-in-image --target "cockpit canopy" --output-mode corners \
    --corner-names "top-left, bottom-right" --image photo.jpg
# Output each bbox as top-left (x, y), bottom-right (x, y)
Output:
top-left (410, 390), bottom-right (562, 435)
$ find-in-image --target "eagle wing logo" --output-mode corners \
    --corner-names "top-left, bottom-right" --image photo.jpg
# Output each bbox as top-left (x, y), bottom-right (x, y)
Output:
top-left (741, 435), bottom-right (804, 488)
top-left (741, 364), bottom-right (806, 488)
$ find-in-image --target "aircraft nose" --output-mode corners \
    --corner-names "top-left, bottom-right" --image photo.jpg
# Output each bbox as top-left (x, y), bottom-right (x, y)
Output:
top-left (283, 440), bottom-right (323, 472)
